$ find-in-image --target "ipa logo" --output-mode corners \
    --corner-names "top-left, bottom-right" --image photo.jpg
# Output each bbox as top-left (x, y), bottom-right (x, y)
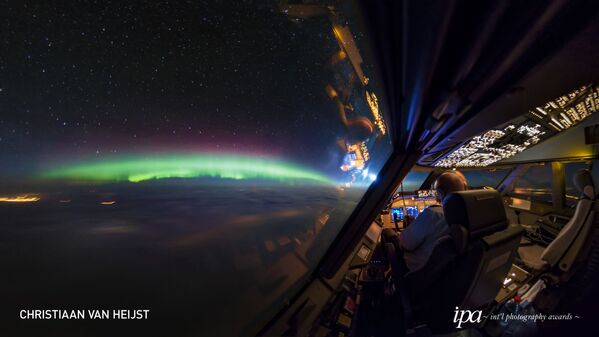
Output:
top-left (453, 307), bottom-right (483, 328)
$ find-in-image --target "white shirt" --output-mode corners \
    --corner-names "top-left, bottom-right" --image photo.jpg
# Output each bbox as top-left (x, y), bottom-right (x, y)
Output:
top-left (398, 205), bottom-right (449, 272)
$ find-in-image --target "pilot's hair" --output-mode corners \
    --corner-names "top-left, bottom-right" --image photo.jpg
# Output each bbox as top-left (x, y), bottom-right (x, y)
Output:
top-left (434, 170), bottom-right (468, 202)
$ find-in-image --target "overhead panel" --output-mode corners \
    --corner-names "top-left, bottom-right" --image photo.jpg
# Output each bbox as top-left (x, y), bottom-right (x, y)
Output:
top-left (434, 84), bottom-right (599, 168)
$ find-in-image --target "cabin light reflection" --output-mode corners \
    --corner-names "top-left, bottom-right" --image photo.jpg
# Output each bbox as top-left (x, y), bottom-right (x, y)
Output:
top-left (100, 201), bottom-right (116, 205)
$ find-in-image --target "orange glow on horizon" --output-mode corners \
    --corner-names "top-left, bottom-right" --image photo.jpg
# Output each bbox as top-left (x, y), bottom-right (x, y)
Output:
top-left (0, 195), bottom-right (40, 203)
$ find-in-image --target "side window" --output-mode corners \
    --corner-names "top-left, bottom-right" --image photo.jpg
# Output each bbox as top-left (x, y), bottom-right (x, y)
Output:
top-left (564, 161), bottom-right (592, 206)
top-left (510, 164), bottom-right (553, 204)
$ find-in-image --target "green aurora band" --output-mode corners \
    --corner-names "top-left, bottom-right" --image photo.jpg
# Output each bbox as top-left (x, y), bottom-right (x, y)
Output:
top-left (42, 154), bottom-right (332, 184)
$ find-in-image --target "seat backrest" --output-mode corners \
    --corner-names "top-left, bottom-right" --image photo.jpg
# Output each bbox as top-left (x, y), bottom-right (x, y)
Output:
top-left (541, 169), bottom-right (596, 272)
top-left (406, 189), bottom-right (522, 332)
top-left (443, 189), bottom-right (523, 309)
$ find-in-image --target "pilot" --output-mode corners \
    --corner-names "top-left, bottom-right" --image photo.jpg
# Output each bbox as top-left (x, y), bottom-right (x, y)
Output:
top-left (398, 170), bottom-right (468, 272)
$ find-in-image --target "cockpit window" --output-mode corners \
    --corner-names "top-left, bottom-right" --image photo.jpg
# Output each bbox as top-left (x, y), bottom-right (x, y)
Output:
top-left (0, 2), bottom-right (390, 335)
top-left (462, 169), bottom-right (510, 189)
top-left (399, 170), bottom-right (430, 192)
top-left (509, 164), bottom-right (553, 204)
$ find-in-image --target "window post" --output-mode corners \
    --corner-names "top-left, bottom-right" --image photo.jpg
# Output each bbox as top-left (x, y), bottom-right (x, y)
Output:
top-left (552, 162), bottom-right (566, 209)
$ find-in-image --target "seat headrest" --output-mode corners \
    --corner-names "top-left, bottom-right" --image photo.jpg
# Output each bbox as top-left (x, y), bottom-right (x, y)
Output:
top-left (443, 189), bottom-right (508, 253)
top-left (574, 169), bottom-right (595, 200)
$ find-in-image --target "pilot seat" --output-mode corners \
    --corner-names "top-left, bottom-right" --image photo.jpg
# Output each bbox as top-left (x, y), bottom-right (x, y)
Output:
top-left (518, 169), bottom-right (596, 278)
top-left (383, 189), bottom-right (523, 334)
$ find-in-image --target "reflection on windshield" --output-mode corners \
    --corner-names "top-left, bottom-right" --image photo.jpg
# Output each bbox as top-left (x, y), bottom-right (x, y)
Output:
top-left (0, 1), bottom-right (391, 335)
top-left (462, 169), bottom-right (510, 189)
top-left (509, 165), bottom-right (553, 203)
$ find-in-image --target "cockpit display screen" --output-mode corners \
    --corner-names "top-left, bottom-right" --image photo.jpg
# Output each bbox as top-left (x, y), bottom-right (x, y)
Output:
top-left (391, 208), bottom-right (404, 221)
top-left (405, 206), bottom-right (419, 218)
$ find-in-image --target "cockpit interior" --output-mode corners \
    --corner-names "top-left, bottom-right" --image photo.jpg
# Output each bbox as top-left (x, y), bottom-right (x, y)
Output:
top-left (257, 2), bottom-right (599, 337)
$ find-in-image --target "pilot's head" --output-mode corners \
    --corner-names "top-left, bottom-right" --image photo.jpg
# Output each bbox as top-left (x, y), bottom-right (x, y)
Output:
top-left (433, 170), bottom-right (468, 204)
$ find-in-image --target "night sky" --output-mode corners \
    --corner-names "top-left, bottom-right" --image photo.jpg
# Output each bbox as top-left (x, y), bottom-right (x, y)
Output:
top-left (0, 1), bottom-right (387, 183)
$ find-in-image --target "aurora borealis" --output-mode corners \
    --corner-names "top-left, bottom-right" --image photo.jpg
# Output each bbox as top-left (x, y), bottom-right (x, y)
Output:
top-left (0, 1), bottom-right (393, 186)
top-left (42, 153), bottom-right (332, 184)
top-left (0, 1), bottom-right (351, 181)
top-left (0, 1), bottom-right (393, 336)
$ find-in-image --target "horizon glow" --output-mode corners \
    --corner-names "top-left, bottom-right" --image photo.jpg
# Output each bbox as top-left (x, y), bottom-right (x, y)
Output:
top-left (0, 195), bottom-right (40, 203)
top-left (41, 153), bottom-right (332, 184)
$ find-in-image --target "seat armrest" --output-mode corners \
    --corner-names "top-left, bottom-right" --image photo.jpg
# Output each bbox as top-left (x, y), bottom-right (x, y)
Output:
top-left (482, 224), bottom-right (524, 248)
top-left (522, 259), bottom-right (549, 274)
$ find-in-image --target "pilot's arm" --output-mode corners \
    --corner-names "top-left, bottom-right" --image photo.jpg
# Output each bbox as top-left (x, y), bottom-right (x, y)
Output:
top-left (397, 207), bottom-right (437, 251)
